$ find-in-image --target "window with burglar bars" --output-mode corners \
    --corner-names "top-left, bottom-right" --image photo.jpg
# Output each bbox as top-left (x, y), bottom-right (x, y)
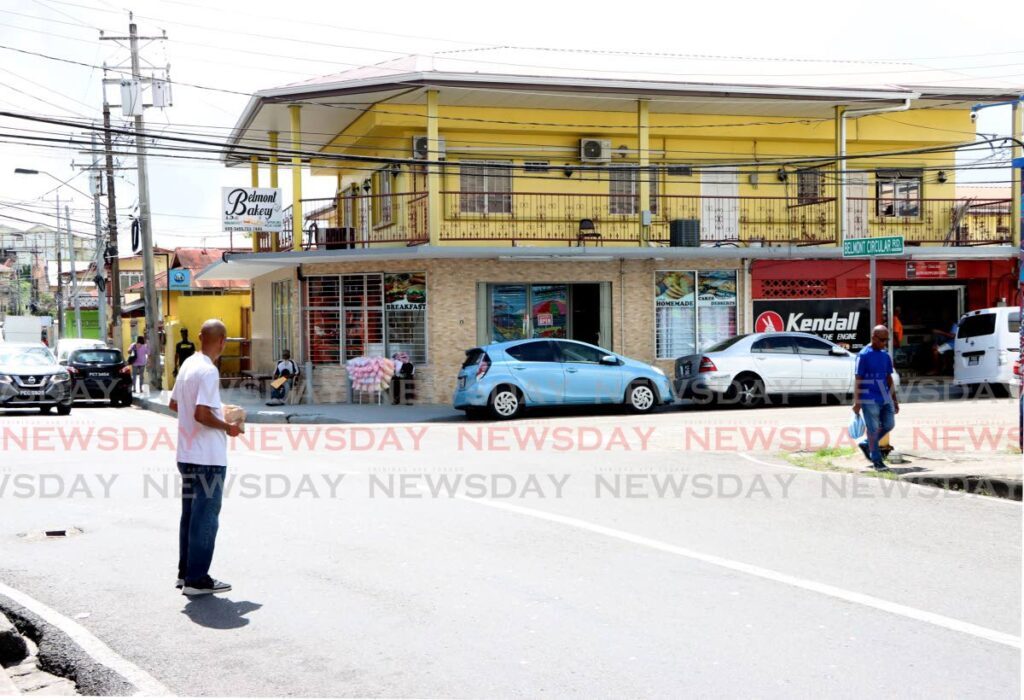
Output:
top-left (372, 169), bottom-right (394, 225)
top-left (796, 168), bottom-right (824, 205)
top-left (609, 167), bottom-right (659, 215)
top-left (876, 171), bottom-right (922, 217)
top-left (271, 280), bottom-right (293, 359)
top-left (119, 271), bottom-right (143, 291)
top-left (303, 273), bottom-right (427, 366)
top-left (460, 161), bottom-right (512, 214)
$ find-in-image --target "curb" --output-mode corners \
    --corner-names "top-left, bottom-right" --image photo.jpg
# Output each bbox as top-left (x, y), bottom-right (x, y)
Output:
top-left (899, 473), bottom-right (1023, 501)
top-left (133, 395), bottom-right (462, 425)
top-left (0, 596), bottom-right (135, 696)
top-left (0, 664), bottom-right (17, 696)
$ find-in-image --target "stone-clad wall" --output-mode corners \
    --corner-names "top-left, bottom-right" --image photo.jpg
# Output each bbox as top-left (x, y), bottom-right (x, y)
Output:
top-left (259, 257), bottom-right (743, 405)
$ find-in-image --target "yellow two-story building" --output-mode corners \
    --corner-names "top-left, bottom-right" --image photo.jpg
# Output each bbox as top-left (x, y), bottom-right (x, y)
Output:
top-left (201, 51), bottom-right (1021, 405)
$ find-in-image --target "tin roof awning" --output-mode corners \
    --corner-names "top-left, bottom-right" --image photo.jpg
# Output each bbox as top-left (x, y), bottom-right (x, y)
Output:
top-left (196, 244), bottom-right (1017, 282)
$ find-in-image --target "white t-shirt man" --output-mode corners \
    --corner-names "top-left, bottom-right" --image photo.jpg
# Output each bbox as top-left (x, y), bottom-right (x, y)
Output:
top-left (275, 359), bottom-right (298, 377)
top-left (171, 352), bottom-right (227, 466)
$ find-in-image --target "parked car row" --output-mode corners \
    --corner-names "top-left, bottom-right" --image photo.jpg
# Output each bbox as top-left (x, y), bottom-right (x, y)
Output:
top-left (452, 305), bottom-right (1018, 419)
top-left (0, 338), bottom-right (134, 415)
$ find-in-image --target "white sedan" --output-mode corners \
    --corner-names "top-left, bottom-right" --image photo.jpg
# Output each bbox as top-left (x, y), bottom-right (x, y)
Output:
top-left (674, 332), bottom-right (897, 408)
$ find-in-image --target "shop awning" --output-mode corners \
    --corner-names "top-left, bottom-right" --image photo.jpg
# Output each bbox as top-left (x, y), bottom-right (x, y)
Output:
top-left (196, 244), bottom-right (1018, 282)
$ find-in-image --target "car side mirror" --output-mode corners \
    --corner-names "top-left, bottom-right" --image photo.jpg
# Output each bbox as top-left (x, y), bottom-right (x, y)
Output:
top-left (600, 355), bottom-right (619, 365)
top-left (59, 359), bottom-right (67, 365)
top-left (829, 346), bottom-right (847, 356)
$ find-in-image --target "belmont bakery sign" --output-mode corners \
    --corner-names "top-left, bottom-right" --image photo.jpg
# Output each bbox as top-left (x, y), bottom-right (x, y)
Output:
top-left (222, 187), bottom-right (283, 232)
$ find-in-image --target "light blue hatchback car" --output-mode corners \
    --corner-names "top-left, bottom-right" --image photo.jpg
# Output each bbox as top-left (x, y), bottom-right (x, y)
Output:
top-left (453, 339), bottom-right (674, 419)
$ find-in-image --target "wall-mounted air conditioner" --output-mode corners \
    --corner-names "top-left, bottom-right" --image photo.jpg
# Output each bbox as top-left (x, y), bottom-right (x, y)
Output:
top-left (412, 135), bottom-right (446, 160)
top-left (579, 138), bottom-right (611, 163)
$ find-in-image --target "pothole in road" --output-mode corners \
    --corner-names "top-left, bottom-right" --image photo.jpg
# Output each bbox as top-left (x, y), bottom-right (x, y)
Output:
top-left (16, 527), bottom-right (84, 541)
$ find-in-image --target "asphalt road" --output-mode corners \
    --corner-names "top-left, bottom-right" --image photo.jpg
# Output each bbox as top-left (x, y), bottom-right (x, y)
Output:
top-left (0, 404), bottom-right (1020, 697)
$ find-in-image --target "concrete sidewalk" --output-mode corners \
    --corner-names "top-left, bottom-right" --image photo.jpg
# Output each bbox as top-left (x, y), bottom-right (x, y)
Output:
top-left (134, 387), bottom-right (464, 424)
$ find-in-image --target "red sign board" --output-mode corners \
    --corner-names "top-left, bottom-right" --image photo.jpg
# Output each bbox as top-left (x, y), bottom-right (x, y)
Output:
top-left (906, 261), bottom-right (957, 279)
top-left (754, 311), bottom-right (785, 333)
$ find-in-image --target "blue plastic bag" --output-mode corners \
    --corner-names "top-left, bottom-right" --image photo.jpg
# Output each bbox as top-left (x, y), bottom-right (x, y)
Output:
top-left (847, 410), bottom-right (865, 440)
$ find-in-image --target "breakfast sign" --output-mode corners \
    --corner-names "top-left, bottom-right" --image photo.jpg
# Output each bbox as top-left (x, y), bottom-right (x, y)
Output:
top-left (384, 273), bottom-right (426, 309)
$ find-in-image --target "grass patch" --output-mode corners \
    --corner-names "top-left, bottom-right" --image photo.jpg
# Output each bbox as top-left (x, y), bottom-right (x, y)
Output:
top-left (782, 446), bottom-right (899, 480)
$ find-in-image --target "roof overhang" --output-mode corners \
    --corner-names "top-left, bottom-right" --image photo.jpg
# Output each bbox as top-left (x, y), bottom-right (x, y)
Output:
top-left (223, 72), bottom-right (932, 165)
top-left (197, 245), bottom-right (1018, 282)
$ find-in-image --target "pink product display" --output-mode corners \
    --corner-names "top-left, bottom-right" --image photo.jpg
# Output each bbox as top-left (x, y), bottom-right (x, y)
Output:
top-left (346, 356), bottom-right (396, 392)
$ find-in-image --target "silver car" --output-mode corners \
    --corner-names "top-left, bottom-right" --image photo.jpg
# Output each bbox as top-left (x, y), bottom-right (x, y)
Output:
top-left (0, 343), bottom-right (73, 415)
top-left (674, 332), bottom-right (875, 408)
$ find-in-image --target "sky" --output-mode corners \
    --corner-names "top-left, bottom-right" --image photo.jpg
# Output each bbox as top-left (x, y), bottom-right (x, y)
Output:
top-left (0, 0), bottom-right (1021, 251)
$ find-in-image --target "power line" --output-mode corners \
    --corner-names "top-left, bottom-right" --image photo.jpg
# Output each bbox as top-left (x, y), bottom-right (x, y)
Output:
top-left (2, 41), bottom-right (1016, 138)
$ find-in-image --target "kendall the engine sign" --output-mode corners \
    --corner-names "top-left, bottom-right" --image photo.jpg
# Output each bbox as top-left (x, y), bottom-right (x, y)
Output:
top-left (752, 298), bottom-right (871, 350)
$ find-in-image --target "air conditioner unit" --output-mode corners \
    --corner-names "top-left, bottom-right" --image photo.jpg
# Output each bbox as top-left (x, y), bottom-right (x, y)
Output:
top-left (412, 135), bottom-right (446, 160)
top-left (579, 138), bottom-right (611, 162)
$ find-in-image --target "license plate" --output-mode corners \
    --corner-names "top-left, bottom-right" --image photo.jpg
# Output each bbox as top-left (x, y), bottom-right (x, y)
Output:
top-left (968, 356), bottom-right (980, 366)
top-left (458, 376), bottom-right (466, 389)
top-left (21, 390), bottom-right (45, 397)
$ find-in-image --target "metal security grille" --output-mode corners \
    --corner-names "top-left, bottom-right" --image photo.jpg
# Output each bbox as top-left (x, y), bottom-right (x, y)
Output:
top-left (303, 273), bottom-right (427, 366)
top-left (271, 280), bottom-right (293, 358)
top-left (759, 278), bottom-right (834, 299)
top-left (305, 276), bottom-right (341, 364)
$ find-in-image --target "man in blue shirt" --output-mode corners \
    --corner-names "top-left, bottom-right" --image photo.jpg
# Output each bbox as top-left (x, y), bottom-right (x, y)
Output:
top-left (853, 325), bottom-right (900, 471)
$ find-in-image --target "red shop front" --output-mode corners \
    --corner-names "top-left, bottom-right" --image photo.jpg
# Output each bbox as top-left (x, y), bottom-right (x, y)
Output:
top-left (750, 257), bottom-right (1018, 370)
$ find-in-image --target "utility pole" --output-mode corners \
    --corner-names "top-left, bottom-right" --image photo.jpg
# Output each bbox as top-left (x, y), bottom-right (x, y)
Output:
top-left (54, 193), bottom-right (64, 339)
top-left (66, 204), bottom-right (82, 337)
top-left (102, 103), bottom-right (121, 349)
top-left (101, 14), bottom-right (167, 391)
top-left (90, 134), bottom-right (107, 343)
top-left (129, 16), bottom-right (159, 390)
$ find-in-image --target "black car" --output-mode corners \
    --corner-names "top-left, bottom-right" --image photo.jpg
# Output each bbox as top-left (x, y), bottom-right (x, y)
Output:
top-left (65, 347), bottom-right (133, 406)
top-left (0, 343), bottom-right (73, 415)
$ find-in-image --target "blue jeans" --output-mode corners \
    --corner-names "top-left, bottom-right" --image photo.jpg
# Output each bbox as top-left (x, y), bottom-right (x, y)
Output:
top-left (131, 365), bottom-right (144, 392)
top-left (177, 463), bottom-right (226, 585)
top-left (859, 401), bottom-right (896, 463)
top-left (270, 378), bottom-right (291, 401)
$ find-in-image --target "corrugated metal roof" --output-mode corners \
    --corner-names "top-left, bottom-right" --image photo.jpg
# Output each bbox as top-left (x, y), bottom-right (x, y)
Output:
top-left (126, 248), bottom-right (250, 291)
top-left (196, 244), bottom-right (1017, 282)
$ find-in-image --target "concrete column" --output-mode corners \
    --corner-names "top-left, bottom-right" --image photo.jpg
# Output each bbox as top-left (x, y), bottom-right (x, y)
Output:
top-left (269, 130), bottom-right (280, 252)
top-left (1012, 102), bottom-right (1021, 248)
top-left (835, 105), bottom-right (846, 246)
top-left (290, 105), bottom-right (303, 252)
top-left (426, 89), bottom-right (441, 245)
top-left (250, 155), bottom-right (260, 252)
top-left (637, 99), bottom-right (650, 244)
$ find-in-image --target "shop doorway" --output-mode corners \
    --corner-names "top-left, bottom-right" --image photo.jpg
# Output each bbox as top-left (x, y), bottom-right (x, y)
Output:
top-left (480, 282), bottom-right (611, 348)
top-left (570, 283), bottom-right (601, 346)
top-left (885, 285), bottom-right (964, 376)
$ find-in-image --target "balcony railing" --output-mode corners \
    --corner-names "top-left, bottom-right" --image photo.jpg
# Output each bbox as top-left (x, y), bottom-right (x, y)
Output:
top-left (256, 192), bottom-right (1012, 252)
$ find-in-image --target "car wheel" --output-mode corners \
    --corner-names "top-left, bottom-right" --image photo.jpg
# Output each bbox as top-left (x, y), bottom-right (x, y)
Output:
top-left (625, 380), bottom-right (656, 413)
top-left (488, 386), bottom-right (522, 420)
top-left (56, 403), bottom-right (72, 416)
top-left (729, 375), bottom-right (765, 409)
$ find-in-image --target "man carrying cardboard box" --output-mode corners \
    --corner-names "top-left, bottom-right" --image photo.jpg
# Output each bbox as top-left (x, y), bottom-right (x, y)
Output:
top-left (169, 318), bottom-right (244, 596)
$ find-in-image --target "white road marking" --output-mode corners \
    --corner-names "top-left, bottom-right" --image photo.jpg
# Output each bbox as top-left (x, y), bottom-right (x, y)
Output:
top-left (458, 496), bottom-right (1022, 650)
top-left (0, 581), bottom-right (173, 696)
top-left (736, 452), bottom-right (1022, 506)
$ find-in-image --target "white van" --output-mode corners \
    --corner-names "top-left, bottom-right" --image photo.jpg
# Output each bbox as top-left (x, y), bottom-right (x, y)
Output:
top-left (953, 306), bottom-right (1021, 397)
